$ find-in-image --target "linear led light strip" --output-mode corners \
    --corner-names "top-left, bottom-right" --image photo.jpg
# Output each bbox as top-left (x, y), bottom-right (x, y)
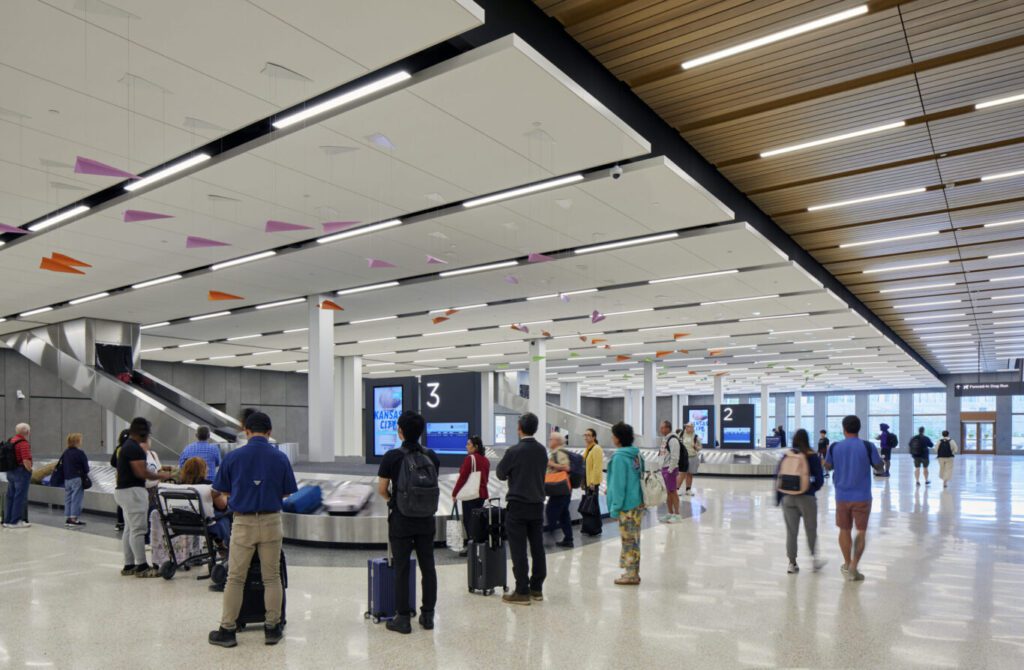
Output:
top-left (681, 5), bottom-right (867, 69)
top-left (985, 218), bottom-right (1024, 229)
top-left (527, 288), bottom-right (597, 301)
top-left (28, 204), bottom-right (90, 232)
top-left (575, 232), bottom-right (678, 255)
top-left (68, 292), bottom-right (109, 305)
top-left (894, 299), bottom-right (961, 309)
top-left (189, 311), bottom-right (230, 322)
top-left (904, 312), bottom-right (965, 321)
top-left (701, 294), bottom-right (778, 306)
top-left (337, 281), bottom-right (399, 296)
top-left (439, 260), bottom-right (518, 278)
top-left (317, 219), bottom-right (401, 245)
top-left (428, 304), bottom-right (487, 314)
top-left (649, 269), bottom-right (738, 284)
top-left (256, 297), bottom-right (305, 310)
top-left (880, 282), bottom-right (954, 294)
top-left (273, 71), bottom-right (411, 129)
top-left (211, 250), bottom-right (276, 271)
top-left (990, 275), bottom-right (1024, 283)
top-left (808, 187), bottom-right (926, 212)
top-left (980, 168), bottom-right (1024, 182)
top-left (864, 260), bottom-right (948, 274)
top-left (739, 312), bottom-right (809, 322)
top-left (841, 230), bottom-right (938, 249)
top-left (463, 174), bottom-right (583, 208)
top-left (763, 121), bottom-right (905, 159)
top-left (124, 153), bottom-right (210, 192)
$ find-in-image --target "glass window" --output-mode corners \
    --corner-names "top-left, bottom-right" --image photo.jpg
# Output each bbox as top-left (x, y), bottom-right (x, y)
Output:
top-left (914, 392), bottom-right (946, 414)
top-left (827, 394), bottom-right (855, 416)
top-left (826, 416), bottom-right (845, 442)
top-left (723, 396), bottom-right (742, 405)
top-left (869, 393), bottom-right (899, 414)
top-left (1013, 415), bottom-right (1024, 451)
top-left (961, 396), bottom-right (997, 412)
top-left (913, 415), bottom-right (948, 443)
top-left (1013, 395), bottom-right (1024, 414)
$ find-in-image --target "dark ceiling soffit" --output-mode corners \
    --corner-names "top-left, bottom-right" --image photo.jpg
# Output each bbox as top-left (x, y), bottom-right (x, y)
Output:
top-left (472, 0), bottom-right (941, 380)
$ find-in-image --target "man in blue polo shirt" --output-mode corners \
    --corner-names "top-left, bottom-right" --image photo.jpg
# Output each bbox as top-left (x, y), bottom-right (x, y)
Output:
top-left (179, 426), bottom-right (221, 479)
top-left (208, 412), bottom-right (297, 648)
top-left (825, 414), bottom-right (883, 583)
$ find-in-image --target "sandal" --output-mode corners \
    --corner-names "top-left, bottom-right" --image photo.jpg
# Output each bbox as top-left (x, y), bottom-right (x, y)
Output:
top-left (614, 575), bottom-right (641, 586)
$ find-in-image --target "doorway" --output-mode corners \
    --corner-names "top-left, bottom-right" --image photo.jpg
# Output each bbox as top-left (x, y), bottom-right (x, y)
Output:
top-left (961, 421), bottom-right (996, 454)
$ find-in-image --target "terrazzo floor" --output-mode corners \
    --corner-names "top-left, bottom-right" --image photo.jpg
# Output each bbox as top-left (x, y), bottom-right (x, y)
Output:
top-left (1, 456), bottom-right (1021, 669)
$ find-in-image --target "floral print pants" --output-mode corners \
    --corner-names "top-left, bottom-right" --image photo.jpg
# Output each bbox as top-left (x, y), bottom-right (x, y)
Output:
top-left (618, 508), bottom-right (643, 577)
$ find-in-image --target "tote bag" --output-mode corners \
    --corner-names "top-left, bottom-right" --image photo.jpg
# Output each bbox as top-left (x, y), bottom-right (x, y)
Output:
top-left (446, 505), bottom-right (465, 552)
top-left (636, 455), bottom-right (667, 508)
top-left (455, 455), bottom-right (482, 502)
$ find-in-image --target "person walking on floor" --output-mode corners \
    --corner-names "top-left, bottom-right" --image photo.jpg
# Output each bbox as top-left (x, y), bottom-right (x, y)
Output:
top-left (775, 429), bottom-right (827, 575)
top-left (114, 418), bottom-right (172, 577)
top-left (936, 430), bottom-right (959, 488)
top-left (543, 431), bottom-right (574, 548)
top-left (496, 412), bottom-right (549, 605)
top-left (209, 411), bottom-right (298, 648)
top-left (59, 433), bottom-right (90, 528)
top-left (680, 423), bottom-right (702, 496)
top-left (581, 428), bottom-right (604, 536)
top-left (909, 427), bottom-right (934, 486)
top-left (878, 423), bottom-right (896, 476)
top-left (825, 415), bottom-right (884, 582)
top-left (658, 420), bottom-right (685, 523)
top-left (817, 430), bottom-right (831, 479)
top-left (451, 435), bottom-right (489, 557)
top-left (3, 423), bottom-right (33, 529)
top-left (606, 422), bottom-right (644, 586)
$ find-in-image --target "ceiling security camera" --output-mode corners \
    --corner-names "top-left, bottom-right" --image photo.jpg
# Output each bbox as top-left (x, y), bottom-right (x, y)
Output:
top-left (610, 165), bottom-right (623, 180)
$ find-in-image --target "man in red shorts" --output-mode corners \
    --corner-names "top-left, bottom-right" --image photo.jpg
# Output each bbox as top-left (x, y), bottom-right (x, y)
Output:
top-left (824, 415), bottom-right (884, 582)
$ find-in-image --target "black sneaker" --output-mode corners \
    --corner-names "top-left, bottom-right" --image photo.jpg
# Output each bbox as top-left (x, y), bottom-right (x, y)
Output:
top-left (386, 614), bottom-right (412, 634)
top-left (418, 611), bottom-right (434, 630)
top-left (530, 590), bottom-right (544, 602)
top-left (264, 623), bottom-right (284, 645)
top-left (115, 523), bottom-right (124, 532)
top-left (556, 539), bottom-right (574, 548)
top-left (208, 627), bottom-right (237, 648)
top-left (69, 519), bottom-right (86, 527)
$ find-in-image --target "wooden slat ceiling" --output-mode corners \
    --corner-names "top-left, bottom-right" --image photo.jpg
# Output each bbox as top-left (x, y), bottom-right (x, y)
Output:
top-left (538, 0), bottom-right (1024, 374)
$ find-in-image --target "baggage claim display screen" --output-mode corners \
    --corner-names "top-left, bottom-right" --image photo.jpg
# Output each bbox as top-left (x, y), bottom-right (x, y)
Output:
top-left (426, 422), bottom-right (470, 454)
top-left (372, 386), bottom-right (403, 456)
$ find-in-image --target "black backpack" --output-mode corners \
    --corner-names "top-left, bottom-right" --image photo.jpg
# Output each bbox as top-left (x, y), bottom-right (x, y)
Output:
top-left (889, 433), bottom-right (899, 449)
top-left (395, 446), bottom-right (440, 518)
top-left (564, 449), bottom-right (585, 489)
top-left (937, 438), bottom-right (954, 458)
top-left (0, 439), bottom-right (20, 472)
top-left (909, 435), bottom-right (924, 456)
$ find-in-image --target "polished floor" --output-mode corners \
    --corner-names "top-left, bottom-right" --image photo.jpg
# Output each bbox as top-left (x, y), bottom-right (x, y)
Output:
top-left (1, 457), bottom-right (1021, 669)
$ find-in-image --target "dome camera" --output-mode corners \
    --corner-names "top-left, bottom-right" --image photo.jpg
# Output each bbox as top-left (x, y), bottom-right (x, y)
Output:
top-left (610, 165), bottom-right (623, 180)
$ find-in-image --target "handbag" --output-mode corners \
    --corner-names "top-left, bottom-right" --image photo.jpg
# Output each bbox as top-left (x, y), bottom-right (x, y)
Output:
top-left (544, 470), bottom-right (570, 497)
top-left (82, 473), bottom-right (93, 490)
top-left (455, 455), bottom-right (482, 502)
top-left (577, 489), bottom-right (601, 517)
top-left (445, 505), bottom-right (465, 552)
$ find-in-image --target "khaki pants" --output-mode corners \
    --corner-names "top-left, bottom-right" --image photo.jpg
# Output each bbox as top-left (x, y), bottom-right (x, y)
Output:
top-left (220, 512), bottom-right (283, 630)
top-left (938, 457), bottom-right (954, 482)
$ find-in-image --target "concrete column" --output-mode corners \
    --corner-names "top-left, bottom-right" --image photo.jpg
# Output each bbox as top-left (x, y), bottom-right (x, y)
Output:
top-left (528, 339), bottom-right (547, 433)
top-left (713, 374), bottom-right (723, 448)
top-left (643, 361), bottom-right (657, 448)
top-left (671, 394), bottom-right (682, 433)
top-left (559, 381), bottom-right (580, 413)
top-left (760, 383), bottom-right (769, 448)
top-left (813, 392), bottom-right (827, 437)
top-left (623, 389), bottom-right (642, 426)
top-left (899, 390), bottom-right (914, 446)
top-left (855, 392), bottom-right (870, 439)
top-left (794, 389), bottom-right (802, 436)
top-left (103, 410), bottom-right (120, 453)
top-left (307, 295), bottom-right (336, 462)
top-left (337, 356), bottom-right (362, 457)
top-left (481, 372), bottom-right (495, 446)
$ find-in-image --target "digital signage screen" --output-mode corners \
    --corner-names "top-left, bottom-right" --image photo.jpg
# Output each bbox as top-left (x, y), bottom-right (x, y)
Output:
top-left (426, 422), bottom-right (470, 454)
top-left (723, 426), bottom-right (752, 444)
top-left (372, 386), bottom-right (403, 456)
top-left (686, 408), bottom-right (711, 445)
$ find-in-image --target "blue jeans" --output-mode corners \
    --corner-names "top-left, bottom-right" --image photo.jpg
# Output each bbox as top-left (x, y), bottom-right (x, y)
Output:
top-left (4, 468), bottom-right (30, 524)
top-left (545, 495), bottom-right (573, 543)
top-left (64, 477), bottom-right (84, 519)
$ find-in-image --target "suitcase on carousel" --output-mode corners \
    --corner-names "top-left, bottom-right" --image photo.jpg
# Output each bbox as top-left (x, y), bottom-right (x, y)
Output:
top-left (365, 553), bottom-right (416, 623)
top-left (236, 550), bottom-right (288, 629)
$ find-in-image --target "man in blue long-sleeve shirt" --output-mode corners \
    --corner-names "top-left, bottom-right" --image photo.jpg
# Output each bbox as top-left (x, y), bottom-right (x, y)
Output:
top-left (179, 426), bottom-right (221, 479)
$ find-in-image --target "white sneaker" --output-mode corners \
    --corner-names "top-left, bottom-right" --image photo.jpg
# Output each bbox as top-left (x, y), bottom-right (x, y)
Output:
top-left (12, 521), bottom-right (30, 529)
top-left (659, 515), bottom-right (671, 524)
top-left (666, 515), bottom-right (680, 524)
top-left (787, 563), bottom-right (799, 574)
top-left (812, 557), bottom-right (828, 572)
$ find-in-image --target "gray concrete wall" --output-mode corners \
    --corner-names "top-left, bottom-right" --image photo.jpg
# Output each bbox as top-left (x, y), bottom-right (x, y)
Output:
top-left (1, 350), bottom-right (308, 458)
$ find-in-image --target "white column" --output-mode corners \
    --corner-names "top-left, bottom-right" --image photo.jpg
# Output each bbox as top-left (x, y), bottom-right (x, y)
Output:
top-left (103, 410), bottom-right (120, 453)
top-left (307, 295), bottom-right (336, 462)
top-left (760, 383), bottom-right (770, 448)
top-left (643, 360), bottom-right (657, 448)
top-left (481, 372), bottom-right (495, 445)
top-left (793, 389), bottom-right (803, 437)
top-left (528, 339), bottom-right (547, 433)
top-left (624, 388), bottom-right (642, 427)
top-left (713, 374), bottom-right (724, 448)
top-left (559, 381), bottom-right (580, 413)
top-left (338, 355), bottom-right (362, 457)
top-left (671, 394), bottom-right (682, 433)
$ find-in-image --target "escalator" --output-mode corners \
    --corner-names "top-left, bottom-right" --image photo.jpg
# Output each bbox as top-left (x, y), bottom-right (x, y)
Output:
top-left (3, 318), bottom-right (240, 460)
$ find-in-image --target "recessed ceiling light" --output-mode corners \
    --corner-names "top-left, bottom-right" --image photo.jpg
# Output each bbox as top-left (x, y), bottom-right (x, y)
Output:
top-left (28, 204), bottom-right (90, 231)
top-left (350, 315), bottom-right (397, 324)
top-left (428, 304), bottom-right (487, 314)
top-left (864, 260), bottom-right (948, 274)
top-left (990, 275), bottom-right (1024, 283)
top-left (178, 341), bottom-right (208, 348)
top-left (880, 282), bottom-right (955, 294)
top-left (132, 274), bottom-right (183, 289)
top-left (458, 363), bottom-right (490, 368)
top-left (140, 347), bottom-right (164, 353)
top-left (700, 294), bottom-right (778, 306)
top-left (125, 154), bottom-right (210, 192)
top-left (983, 218), bottom-right (1024, 229)
top-left (980, 168), bottom-right (1024, 182)
top-left (574, 232), bottom-right (679, 255)
top-left (336, 281), bottom-right (399, 296)
top-left (894, 299), bottom-right (961, 309)
top-left (363, 362), bottom-right (394, 368)
top-left (994, 329), bottom-right (1024, 336)
top-left (808, 187), bottom-right (926, 212)
top-left (358, 337), bottom-right (397, 344)
top-left (680, 4), bottom-right (867, 69)
top-left (638, 323), bottom-right (698, 332)
top-left (463, 174), bottom-right (583, 208)
top-left (272, 71), bottom-right (411, 128)
top-left (209, 355), bottom-right (236, 361)
top-left (795, 337), bottom-right (852, 344)
top-left (252, 349), bottom-right (283, 356)
top-left (19, 306), bottom-right (53, 317)
top-left (919, 333), bottom-right (973, 340)
top-left (904, 312), bottom-right (965, 321)
top-left (990, 294), bottom-right (1024, 301)
top-left (439, 260), bottom-right (518, 278)
top-left (140, 321), bottom-right (170, 330)
top-left (211, 250), bottom-right (276, 271)
top-left (988, 250), bottom-right (1024, 260)
top-left (256, 297), bottom-right (305, 310)
top-left (763, 120), bottom-right (905, 159)
top-left (68, 292), bottom-right (110, 305)
top-left (424, 329), bottom-right (468, 337)
top-left (228, 334), bottom-right (261, 341)
top-left (526, 293), bottom-right (558, 301)
top-left (649, 269), bottom-right (738, 284)
top-left (739, 312), bottom-right (809, 322)
top-left (189, 311), bottom-right (231, 321)
top-left (993, 308), bottom-right (1024, 314)
top-left (604, 308), bottom-right (654, 317)
top-left (913, 323), bottom-right (970, 332)
top-left (992, 319), bottom-right (1024, 326)
top-left (770, 326), bottom-right (832, 335)
top-left (317, 219), bottom-right (402, 244)
top-left (926, 341), bottom-right (975, 349)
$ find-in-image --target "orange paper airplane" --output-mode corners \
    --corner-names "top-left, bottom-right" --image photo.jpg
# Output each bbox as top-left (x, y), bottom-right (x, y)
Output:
top-left (541, 331), bottom-right (552, 338)
top-left (677, 349), bottom-right (689, 355)
top-left (40, 257), bottom-right (84, 274)
top-left (432, 316), bottom-right (450, 325)
top-left (50, 252), bottom-right (91, 268)
top-left (208, 290), bottom-right (244, 301)
top-left (591, 338), bottom-right (607, 345)
top-left (708, 349), bottom-right (723, 357)
top-left (616, 355), bottom-right (631, 362)
top-left (320, 300), bottom-right (344, 311)
top-left (673, 332), bottom-right (690, 340)
top-left (655, 350), bottom-right (673, 358)
top-left (445, 309), bottom-right (459, 316)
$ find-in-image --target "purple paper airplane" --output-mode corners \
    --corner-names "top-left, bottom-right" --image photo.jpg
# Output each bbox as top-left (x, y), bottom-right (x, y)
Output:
top-left (265, 220), bottom-right (312, 233)
top-left (591, 310), bottom-right (605, 324)
top-left (322, 221), bottom-right (359, 234)
top-left (527, 252), bottom-right (554, 263)
top-left (74, 156), bottom-right (137, 179)
top-left (123, 209), bottom-right (173, 223)
top-left (504, 275), bottom-right (519, 285)
top-left (560, 293), bottom-right (570, 303)
top-left (426, 255), bottom-right (448, 265)
top-left (186, 236), bottom-right (230, 249)
top-left (0, 223), bottom-right (29, 235)
top-left (367, 258), bottom-right (395, 269)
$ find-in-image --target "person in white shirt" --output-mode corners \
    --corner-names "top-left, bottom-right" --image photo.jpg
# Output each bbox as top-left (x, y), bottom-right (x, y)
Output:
top-left (679, 423), bottom-right (702, 496)
top-left (936, 430), bottom-right (959, 488)
top-left (658, 421), bottom-right (684, 523)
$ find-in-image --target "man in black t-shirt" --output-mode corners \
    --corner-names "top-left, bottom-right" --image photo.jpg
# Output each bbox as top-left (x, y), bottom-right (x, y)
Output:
top-left (817, 430), bottom-right (831, 479)
top-left (377, 411), bottom-right (440, 634)
top-left (114, 417), bottom-right (172, 577)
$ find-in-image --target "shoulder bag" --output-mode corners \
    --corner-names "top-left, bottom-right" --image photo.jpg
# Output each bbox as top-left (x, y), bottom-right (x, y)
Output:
top-left (456, 454), bottom-right (482, 501)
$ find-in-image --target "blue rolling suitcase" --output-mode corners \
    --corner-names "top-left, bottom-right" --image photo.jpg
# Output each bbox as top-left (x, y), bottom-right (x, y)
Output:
top-left (365, 548), bottom-right (416, 624)
top-left (282, 485), bottom-right (322, 514)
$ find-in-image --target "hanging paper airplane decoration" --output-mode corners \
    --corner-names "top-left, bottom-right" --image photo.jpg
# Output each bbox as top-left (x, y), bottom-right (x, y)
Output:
top-left (504, 275), bottom-right (519, 285)
top-left (591, 338), bottom-right (606, 344)
top-left (527, 252), bottom-right (554, 263)
top-left (655, 350), bottom-right (673, 358)
top-left (321, 221), bottom-right (359, 234)
top-left (444, 309), bottom-right (459, 316)
top-left (426, 255), bottom-right (448, 265)
top-left (123, 210), bottom-right (173, 223)
top-left (208, 290), bottom-right (244, 301)
top-left (265, 220), bottom-right (311, 233)
top-left (186, 236), bottom-right (229, 248)
top-left (50, 252), bottom-right (90, 267)
top-left (39, 256), bottom-right (84, 274)
top-left (320, 299), bottom-right (344, 311)
top-left (74, 156), bottom-right (136, 179)
top-left (367, 258), bottom-right (395, 269)
top-left (674, 333), bottom-right (690, 340)
top-left (560, 294), bottom-right (571, 303)
top-left (541, 330), bottom-right (552, 338)
top-left (677, 349), bottom-right (689, 355)
top-left (531, 355), bottom-right (546, 362)
top-left (0, 223), bottom-right (29, 235)
top-left (510, 323), bottom-right (530, 333)
top-left (616, 355), bottom-right (631, 362)
top-left (569, 352), bottom-right (580, 358)
top-left (591, 310), bottom-right (605, 324)
top-left (431, 316), bottom-right (449, 325)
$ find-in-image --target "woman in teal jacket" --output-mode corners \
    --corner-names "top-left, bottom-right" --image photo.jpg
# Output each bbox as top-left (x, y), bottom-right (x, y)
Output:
top-left (606, 422), bottom-right (644, 586)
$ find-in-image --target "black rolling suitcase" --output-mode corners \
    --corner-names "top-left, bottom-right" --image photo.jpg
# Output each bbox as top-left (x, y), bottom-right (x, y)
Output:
top-left (236, 550), bottom-right (288, 630)
top-left (467, 499), bottom-right (507, 595)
